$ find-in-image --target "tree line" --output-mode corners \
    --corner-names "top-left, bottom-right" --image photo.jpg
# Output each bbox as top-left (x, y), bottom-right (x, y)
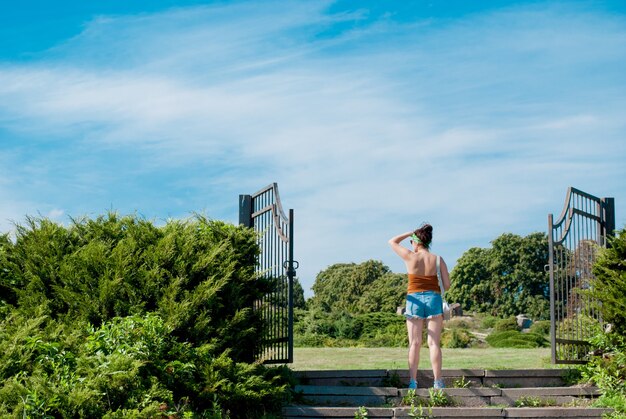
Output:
top-left (298, 232), bottom-right (551, 318)
top-left (290, 231), bottom-right (552, 348)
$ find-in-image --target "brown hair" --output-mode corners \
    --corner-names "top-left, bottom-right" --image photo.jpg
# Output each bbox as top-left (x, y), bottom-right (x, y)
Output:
top-left (413, 223), bottom-right (433, 248)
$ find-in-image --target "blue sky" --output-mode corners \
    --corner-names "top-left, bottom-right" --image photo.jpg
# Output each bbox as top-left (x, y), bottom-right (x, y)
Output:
top-left (1, 0), bottom-right (625, 297)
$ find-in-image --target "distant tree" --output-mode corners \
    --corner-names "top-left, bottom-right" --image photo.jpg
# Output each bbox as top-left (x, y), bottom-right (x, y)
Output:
top-left (358, 272), bottom-right (406, 314)
top-left (308, 260), bottom-right (404, 315)
top-left (446, 232), bottom-right (550, 319)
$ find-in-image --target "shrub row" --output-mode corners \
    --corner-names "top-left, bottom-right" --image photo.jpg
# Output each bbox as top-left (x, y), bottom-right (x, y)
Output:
top-left (294, 310), bottom-right (476, 348)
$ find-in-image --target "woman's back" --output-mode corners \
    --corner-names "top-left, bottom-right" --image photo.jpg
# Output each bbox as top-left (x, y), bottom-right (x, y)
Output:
top-left (405, 251), bottom-right (439, 276)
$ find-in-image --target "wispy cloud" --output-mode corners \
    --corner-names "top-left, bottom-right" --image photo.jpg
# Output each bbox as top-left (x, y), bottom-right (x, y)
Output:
top-left (0, 1), bottom-right (625, 293)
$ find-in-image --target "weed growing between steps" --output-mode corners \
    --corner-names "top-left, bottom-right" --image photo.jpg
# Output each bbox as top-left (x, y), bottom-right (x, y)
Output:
top-left (354, 406), bottom-right (368, 418)
top-left (407, 404), bottom-right (434, 418)
top-left (514, 396), bottom-right (557, 407)
top-left (452, 375), bottom-right (472, 388)
top-left (402, 389), bottom-right (455, 408)
top-left (354, 404), bottom-right (435, 419)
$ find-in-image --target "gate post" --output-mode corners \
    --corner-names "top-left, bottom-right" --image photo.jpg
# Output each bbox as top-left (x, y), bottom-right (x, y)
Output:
top-left (602, 197), bottom-right (615, 245)
top-left (548, 213), bottom-right (556, 364)
top-left (239, 194), bottom-right (253, 228)
top-left (287, 209), bottom-right (295, 363)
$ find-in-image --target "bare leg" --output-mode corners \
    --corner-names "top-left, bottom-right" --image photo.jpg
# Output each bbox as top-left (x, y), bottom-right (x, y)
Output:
top-left (407, 318), bottom-right (423, 382)
top-left (427, 315), bottom-right (443, 381)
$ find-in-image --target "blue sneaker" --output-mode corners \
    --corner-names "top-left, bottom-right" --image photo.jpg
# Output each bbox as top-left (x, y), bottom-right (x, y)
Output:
top-left (433, 379), bottom-right (445, 389)
top-left (408, 379), bottom-right (417, 389)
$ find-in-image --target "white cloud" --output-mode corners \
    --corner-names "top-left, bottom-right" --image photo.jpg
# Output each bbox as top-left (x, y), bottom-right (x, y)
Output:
top-left (46, 208), bottom-right (65, 219)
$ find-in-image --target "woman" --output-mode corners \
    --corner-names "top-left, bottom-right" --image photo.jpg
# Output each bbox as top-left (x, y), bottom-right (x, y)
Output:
top-left (388, 223), bottom-right (450, 389)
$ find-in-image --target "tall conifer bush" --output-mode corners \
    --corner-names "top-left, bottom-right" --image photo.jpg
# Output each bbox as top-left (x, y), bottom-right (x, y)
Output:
top-left (579, 227), bottom-right (626, 417)
top-left (0, 213), bottom-right (291, 417)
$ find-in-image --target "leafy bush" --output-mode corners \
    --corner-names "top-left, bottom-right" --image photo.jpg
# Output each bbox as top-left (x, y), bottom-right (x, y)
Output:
top-left (486, 331), bottom-right (548, 348)
top-left (441, 328), bottom-right (472, 348)
top-left (577, 227), bottom-right (626, 417)
top-left (293, 308), bottom-right (340, 338)
top-left (494, 317), bottom-right (520, 332)
top-left (480, 315), bottom-right (498, 329)
top-left (293, 309), bottom-right (408, 347)
top-left (529, 320), bottom-right (550, 336)
top-left (354, 312), bottom-right (403, 337)
top-left (358, 321), bottom-right (408, 347)
top-left (0, 213), bottom-right (268, 362)
top-left (293, 333), bottom-right (331, 347)
top-left (446, 318), bottom-right (472, 330)
top-left (0, 213), bottom-right (292, 417)
top-left (580, 332), bottom-right (626, 416)
top-left (0, 312), bottom-right (292, 418)
top-left (585, 227), bottom-right (626, 336)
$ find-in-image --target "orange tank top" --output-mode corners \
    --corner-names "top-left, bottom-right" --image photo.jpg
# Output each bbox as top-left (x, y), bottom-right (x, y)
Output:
top-left (407, 274), bottom-right (440, 294)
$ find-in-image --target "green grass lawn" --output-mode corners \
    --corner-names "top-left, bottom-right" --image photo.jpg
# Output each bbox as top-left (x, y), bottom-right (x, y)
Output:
top-left (292, 347), bottom-right (559, 370)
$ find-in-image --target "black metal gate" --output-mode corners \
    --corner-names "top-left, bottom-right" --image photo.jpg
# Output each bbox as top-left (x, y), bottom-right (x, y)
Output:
top-left (548, 187), bottom-right (615, 364)
top-left (239, 183), bottom-right (296, 364)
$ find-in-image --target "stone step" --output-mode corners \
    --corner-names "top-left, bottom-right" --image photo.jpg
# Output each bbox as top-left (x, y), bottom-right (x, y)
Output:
top-left (282, 406), bottom-right (612, 419)
top-left (295, 385), bottom-right (397, 407)
top-left (295, 385), bottom-right (601, 408)
top-left (400, 386), bottom-right (600, 408)
top-left (294, 369), bottom-right (572, 388)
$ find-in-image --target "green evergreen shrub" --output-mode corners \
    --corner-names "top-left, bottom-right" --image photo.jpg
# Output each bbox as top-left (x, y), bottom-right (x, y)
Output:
top-left (585, 227), bottom-right (626, 336)
top-left (1, 213), bottom-right (267, 362)
top-left (580, 333), bottom-right (626, 416)
top-left (446, 318), bottom-right (471, 330)
top-left (578, 228), bottom-right (626, 416)
top-left (486, 330), bottom-right (547, 348)
top-left (494, 317), bottom-right (520, 332)
top-left (480, 315), bottom-right (498, 329)
top-left (293, 333), bottom-right (329, 347)
top-left (529, 320), bottom-right (550, 336)
top-left (359, 321), bottom-right (408, 347)
top-left (0, 213), bottom-right (293, 417)
top-left (441, 328), bottom-right (472, 348)
top-left (353, 312), bottom-right (403, 337)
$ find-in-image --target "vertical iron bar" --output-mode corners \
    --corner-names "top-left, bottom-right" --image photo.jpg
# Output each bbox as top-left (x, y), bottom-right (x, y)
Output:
top-left (603, 197), bottom-right (615, 245)
top-left (288, 209), bottom-right (295, 363)
top-left (549, 214), bottom-right (556, 364)
top-left (571, 205), bottom-right (582, 346)
top-left (239, 195), bottom-right (253, 227)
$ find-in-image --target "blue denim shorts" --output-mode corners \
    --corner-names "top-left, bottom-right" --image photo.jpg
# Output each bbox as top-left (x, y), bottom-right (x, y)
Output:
top-left (404, 291), bottom-right (443, 320)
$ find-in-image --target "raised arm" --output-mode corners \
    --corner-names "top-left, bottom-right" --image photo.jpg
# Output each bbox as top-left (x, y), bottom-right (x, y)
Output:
top-left (388, 231), bottom-right (414, 261)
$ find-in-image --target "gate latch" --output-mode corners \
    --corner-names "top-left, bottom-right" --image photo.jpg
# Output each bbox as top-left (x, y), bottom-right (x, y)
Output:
top-left (283, 260), bottom-right (299, 277)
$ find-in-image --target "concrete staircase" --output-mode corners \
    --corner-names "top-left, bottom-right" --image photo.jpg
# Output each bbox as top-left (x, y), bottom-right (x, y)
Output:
top-left (283, 369), bottom-right (611, 418)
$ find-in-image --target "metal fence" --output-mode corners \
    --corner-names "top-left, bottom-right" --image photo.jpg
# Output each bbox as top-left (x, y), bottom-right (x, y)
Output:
top-left (548, 187), bottom-right (615, 364)
top-left (239, 183), bottom-right (296, 364)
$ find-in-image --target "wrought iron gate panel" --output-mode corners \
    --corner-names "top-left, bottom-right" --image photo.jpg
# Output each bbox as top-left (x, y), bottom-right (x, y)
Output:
top-left (239, 183), bottom-right (295, 364)
top-left (548, 187), bottom-right (615, 364)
